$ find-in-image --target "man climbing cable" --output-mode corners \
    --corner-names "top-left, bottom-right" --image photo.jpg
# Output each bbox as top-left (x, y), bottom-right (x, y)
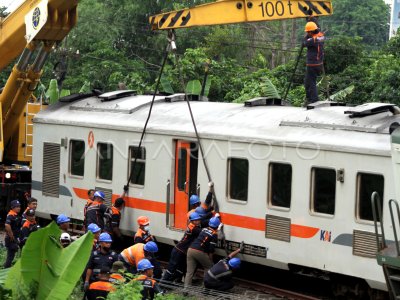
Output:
top-left (303, 21), bottom-right (325, 104)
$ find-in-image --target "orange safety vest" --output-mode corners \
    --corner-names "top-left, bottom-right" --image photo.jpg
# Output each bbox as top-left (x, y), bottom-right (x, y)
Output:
top-left (89, 280), bottom-right (115, 292)
top-left (110, 273), bottom-right (125, 283)
top-left (120, 243), bottom-right (145, 267)
top-left (22, 219), bottom-right (36, 229)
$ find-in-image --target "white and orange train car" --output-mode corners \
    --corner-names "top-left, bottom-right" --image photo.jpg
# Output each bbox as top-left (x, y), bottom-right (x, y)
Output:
top-left (31, 91), bottom-right (400, 296)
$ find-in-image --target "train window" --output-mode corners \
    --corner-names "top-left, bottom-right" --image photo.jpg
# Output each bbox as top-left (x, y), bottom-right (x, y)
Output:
top-left (269, 163), bottom-right (292, 208)
top-left (129, 146), bottom-right (146, 186)
top-left (311, 167), bottom-right (336, 215)
top-left (69, 140), bottom-right (85, 177)
top-left (177, 148), bottom-right (187, 191)
top-left (228, 158), bottom-right (249, 202)
top-left (357, 173), bottom-right (384, 222)
top-left (97, 143), bottom-right (113, 181)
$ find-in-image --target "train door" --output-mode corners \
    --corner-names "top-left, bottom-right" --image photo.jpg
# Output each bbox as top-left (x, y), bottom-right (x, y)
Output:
top-left (174, 141), bottom-right (198, 229)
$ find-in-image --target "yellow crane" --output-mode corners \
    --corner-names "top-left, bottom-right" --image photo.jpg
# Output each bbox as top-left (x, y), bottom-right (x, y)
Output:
top-left (0, 0), bottom-right (78, 163)
top-left (150, 0), bottom-right (332, 30)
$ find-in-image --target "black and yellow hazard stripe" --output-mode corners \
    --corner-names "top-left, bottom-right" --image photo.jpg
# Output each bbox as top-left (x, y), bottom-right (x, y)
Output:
top-left (150, 0), bottom-right (333, 31)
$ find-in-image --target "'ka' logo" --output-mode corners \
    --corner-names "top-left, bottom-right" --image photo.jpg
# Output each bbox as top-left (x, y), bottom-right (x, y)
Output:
top-left (320, 230), bottom-right (331, 242)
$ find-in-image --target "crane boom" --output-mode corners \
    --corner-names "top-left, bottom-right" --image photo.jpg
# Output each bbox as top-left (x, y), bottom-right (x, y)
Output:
top-left (150, 0), bottom-right (332, 30)
top-left (0, 0), bottom-right (78, 162)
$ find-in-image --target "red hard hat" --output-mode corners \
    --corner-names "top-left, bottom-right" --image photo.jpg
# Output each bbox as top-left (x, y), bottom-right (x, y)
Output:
top-left (137, 216), bottom-right (150, 226)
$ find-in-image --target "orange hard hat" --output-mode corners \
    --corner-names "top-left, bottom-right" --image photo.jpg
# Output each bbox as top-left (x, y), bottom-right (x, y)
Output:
top-left (137, 216), bottom-right (150, 226)
top-left (304, 22), bottom-right (318, 32)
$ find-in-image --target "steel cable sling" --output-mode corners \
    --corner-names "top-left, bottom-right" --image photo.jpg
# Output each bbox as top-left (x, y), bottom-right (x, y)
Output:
top-left (168, 31), bottom-right (228, 252)
top-left (125, 33), bottom-right (172, 188)
top-left (125, 30), bottom-right (227, 253)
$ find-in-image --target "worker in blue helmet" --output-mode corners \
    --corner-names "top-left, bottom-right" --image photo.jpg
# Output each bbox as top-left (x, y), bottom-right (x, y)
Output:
top-left (85, 191), bottom-right (110, 230)
top-left (135, 259), bottom-right (164, 300)
top-left (187, 181), bottom-right (215, 227)
top-left (3, 200), bottom-right (21, 268)
top-left (184, 216), bottom-right (223, 288)
top-left (56, 214), bottom-right (70, 232)
top-left (204, 243), bottom-right (244, 291)
top-left (84, 232), bottom-right (118, 290)
top-left (162, 211), bottom-right (202, 283)
top-left (87, 223), bottom-right (101, 251)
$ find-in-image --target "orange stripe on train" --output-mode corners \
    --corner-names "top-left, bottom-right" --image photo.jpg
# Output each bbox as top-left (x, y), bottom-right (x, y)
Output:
top-left (73, 187), bottom-right (319, 238)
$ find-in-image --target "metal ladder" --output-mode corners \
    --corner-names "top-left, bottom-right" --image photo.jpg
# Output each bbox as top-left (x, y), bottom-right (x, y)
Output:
top-left (24, 100), bottom-right (42, 158)
top-left (372, 192), bottom-right (400, 299)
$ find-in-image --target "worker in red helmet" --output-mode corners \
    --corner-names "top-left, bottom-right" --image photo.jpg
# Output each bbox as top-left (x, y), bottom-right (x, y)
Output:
top-left (134, 216), bottom-right (155, 244)
top-left (303, 21), bottom-right (325, 104)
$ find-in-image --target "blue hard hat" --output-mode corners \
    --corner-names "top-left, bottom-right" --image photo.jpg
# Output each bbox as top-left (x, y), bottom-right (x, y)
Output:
top-left (87, 223), bottom-right (101, 234)
top-left (189, 212), bottom-right (202, 221)
top-left (189, 195), bottom-right (200, 206)
top-left (99, 232), bottom-right (112, 243)
top-left (94, 191), bottom-right (105, 200)
top-left (209, 216), bottom-right (221, 228)
top-left (195, 206), bottom-right (206, 216)
top-left (137, 258), bottom-right (154, 271)
top-left (10, 200), bottom-right (21, 208)
top-left (228, 258), bottom-right (241, 269)
top-left (56, 214), bottom-right (70, 225)
top-left (144, 241), bottom-right (158, 253)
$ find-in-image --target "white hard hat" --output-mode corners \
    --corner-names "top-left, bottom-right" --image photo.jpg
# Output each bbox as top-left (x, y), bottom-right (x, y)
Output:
top-left (60, 232), bottom-right (71, 241)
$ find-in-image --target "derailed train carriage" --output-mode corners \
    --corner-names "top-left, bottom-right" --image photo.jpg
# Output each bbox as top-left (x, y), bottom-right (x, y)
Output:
top-left (31, 90), bottom-right (400, 295)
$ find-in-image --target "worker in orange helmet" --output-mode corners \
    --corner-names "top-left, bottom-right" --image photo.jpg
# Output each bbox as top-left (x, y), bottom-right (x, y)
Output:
top-left (134, 216), bottom-right (155, 244)
top-left (303, 20), bottom-right (325, 104)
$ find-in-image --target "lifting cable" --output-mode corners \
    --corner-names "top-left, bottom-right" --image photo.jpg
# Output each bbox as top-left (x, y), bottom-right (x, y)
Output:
top-left (169, 31), bottom-right (228, 251)
top-left (125, 30), bottom-right (228, 252)
top-left (125, 33), bottom-right (172, 188)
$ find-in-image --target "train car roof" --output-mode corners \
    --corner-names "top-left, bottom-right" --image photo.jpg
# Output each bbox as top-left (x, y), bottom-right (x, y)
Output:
top-left (34, 93), bottom-right (400, 156)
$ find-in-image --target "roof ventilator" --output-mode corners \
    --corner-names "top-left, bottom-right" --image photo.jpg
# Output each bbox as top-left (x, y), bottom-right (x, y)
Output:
top-left (344, 103), bottom-right (400, 118)
top-left (306, 100), bottom-right (346, 110)
top-left (98, 90), bottom-right (137, 102)
top-left (244, 97), bottom-right (282, 107)
top-left (165, 93), bottom-right (208, 102)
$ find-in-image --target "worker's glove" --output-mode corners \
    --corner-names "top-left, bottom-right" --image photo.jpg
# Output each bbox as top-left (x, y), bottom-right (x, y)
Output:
top-left (218, 223), bottom-right (224, 231)
top-left (84, 281), bottom-right (89, 291)
top-left (239, 241), bottom-right (245, 253)
top-left (208, 181), bottom-right (214, 188)
top-left (123, 185), bottom-right (129, 192)
top-left (214, 213), bottom-right (220, 218)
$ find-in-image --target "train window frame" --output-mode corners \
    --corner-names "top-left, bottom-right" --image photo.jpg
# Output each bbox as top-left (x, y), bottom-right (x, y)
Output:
top-left (310, 167), bottom-right (336, 217)
top-left (96, 142), bottom-right (113, 182)
top-left (69, 139), bottom-right (85, 178)
top-left (128, 146), bottom-right (146, 188)
top-left (268, 162), bottom-right (292, 211)
top-left (226, 157), bottom-right (249, 203)
top-left (356, 172), bottom-right (384, 223)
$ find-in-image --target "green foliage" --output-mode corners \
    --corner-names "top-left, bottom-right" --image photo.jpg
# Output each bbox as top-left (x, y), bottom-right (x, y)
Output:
top-left (106, 279), bottom-right (143, 300)
top-left (3, 222), bottom-right (93, 300)
top-left (233, 76), bottom-right (281, 103)
top-left (328, 85), bottom-right (355, 101)
top-left (324, 37), bottom-right (363, 74)
top-left (45, 79), bottom-right (59, 104)
top-left (185, 80), bottom-right (202, 95)
top-left (160, 74), bottom-right (174, 94)
top-left (321, 0), bottom-right (390, 48)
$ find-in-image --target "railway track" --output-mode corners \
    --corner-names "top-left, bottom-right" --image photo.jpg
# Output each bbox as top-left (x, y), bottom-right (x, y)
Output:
top-left (158, 260), bottom-right (322, 299)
